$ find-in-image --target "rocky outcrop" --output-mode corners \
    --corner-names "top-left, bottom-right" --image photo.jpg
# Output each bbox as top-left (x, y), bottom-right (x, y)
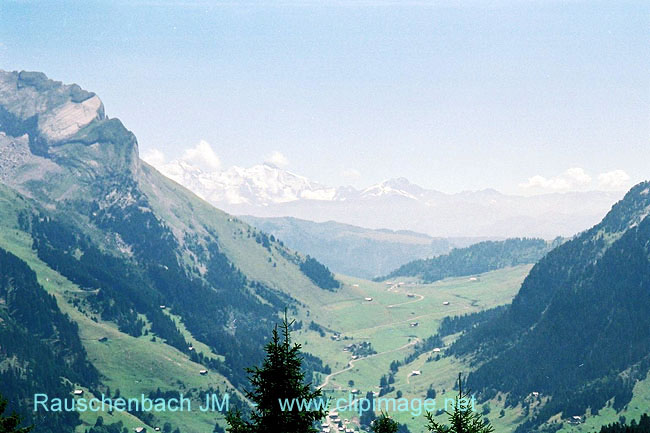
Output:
top-left (0, 132), bottom-right (62, 187)
top-left (0, 71), bottom-right (104, 131)
top-left (0, 69), bottom-right (139, 203)
top-left (38, 94), bottom-right (103, 142)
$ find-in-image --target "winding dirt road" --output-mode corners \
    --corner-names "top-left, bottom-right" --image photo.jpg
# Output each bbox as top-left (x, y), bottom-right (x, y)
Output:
top-left (318, 337), bottom-right (420, 390)
top-left (387, 293), bottom-right (425, 308)
top-left (317, 284), bottom-right (432, 390)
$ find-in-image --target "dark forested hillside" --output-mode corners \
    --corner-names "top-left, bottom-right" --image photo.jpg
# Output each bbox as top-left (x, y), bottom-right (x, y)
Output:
top-left (379, 237), bottom-right (557, 282)
top-left (597, 414), bottom-right (650, 433)
top-left (22, 199), bottom-right (292, 388)
top-left (449, 182), bottom-right (650, 432)
top-left (299, 256), bottom-right (340, 290)
top-left (0, 247), bottom-right (98, 433)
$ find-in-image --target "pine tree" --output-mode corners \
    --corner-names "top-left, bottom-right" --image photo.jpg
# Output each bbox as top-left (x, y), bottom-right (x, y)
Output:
top-left (360, 391), bottom-right (376, 428)
top-left (425, 374), bottom-right (494, 433)
top-left (0, 394), bottom-right (32, 433)
top-left (226, 312), bottom-right (326, 433)
top-left (372, 412), bottom-right (399, 433)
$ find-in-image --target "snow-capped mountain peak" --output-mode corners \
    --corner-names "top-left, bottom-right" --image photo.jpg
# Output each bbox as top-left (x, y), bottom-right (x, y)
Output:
top-left (155, 159), bottom-right (337, 205)
top-left (359, 177), bottom-right (431, 200)
top-left (148, 157), bottom-right (623, 238)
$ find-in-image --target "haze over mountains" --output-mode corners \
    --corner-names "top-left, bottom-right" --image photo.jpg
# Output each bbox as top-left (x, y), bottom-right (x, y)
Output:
top-left (151, 157), bottom-right (623, 239)
top-left (241, 216), bottom-right (490, 279)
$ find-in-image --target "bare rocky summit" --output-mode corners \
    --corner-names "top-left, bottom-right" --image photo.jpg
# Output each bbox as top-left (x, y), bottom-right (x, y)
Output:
top-left (0, 70), bottom-right (139, 202)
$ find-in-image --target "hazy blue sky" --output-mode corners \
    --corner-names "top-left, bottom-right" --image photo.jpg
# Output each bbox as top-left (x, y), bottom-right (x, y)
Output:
top-left (1, 0), bottom-right (647, 194)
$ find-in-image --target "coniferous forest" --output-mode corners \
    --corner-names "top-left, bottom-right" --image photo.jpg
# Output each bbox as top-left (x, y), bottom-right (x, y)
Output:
top-left (380, 238), bottom-right (558, 283)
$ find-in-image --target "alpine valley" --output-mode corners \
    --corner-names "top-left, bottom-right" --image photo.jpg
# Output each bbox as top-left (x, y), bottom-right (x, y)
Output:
top-left (0, 70), bottom-right (648, 433)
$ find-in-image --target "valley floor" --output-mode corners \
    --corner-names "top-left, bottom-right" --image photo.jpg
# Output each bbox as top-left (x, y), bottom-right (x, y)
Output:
top-left (292, 265), bottom-right (531, 432)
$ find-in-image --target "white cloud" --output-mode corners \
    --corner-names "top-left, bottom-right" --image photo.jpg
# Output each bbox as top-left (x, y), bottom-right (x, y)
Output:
top-left (565, 167), bottom-right (592, 186)
top-left (141, 148), bottom-right (166, 166)
top-left (265, 151), bottom-right (289, 168)
top-left (181, 140), bottom-right (221, 172)
top-left (598, 170), bottom-right (631, 190)
top-left (341, 168), bottom-right (362, 180)
top-left (519, 167), bottom-right (632, 194)
top-left (520, 174), bottom-right (570, 191)
top-left (519, 167), bottom-right (591, 192)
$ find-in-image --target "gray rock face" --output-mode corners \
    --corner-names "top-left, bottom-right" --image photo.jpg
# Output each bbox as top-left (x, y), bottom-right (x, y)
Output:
top-left (38, 94), bottom-right (103, 142)
top-left (0, 132), bottom-right (62, 186)
top-left (0, 70), bottom-right (103, 127)
top-left (0, 69), bottom-right (139, 203)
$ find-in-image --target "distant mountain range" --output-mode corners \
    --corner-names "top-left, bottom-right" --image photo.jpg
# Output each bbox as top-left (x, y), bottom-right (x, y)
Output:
top-left (154, 159), bottom-right (623, 239)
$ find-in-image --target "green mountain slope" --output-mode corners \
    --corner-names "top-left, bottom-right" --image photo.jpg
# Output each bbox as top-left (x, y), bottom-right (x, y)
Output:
top-left (449, 181), bottom-right (650, 433)
top-left (0, 184), bottom-right (251, 432)
top-left (0, 70), bottom-right (338, 432)
top-left (0, 245), bottom-right (98, 433)
top-left (379, 237), bottom-right (559, 282)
